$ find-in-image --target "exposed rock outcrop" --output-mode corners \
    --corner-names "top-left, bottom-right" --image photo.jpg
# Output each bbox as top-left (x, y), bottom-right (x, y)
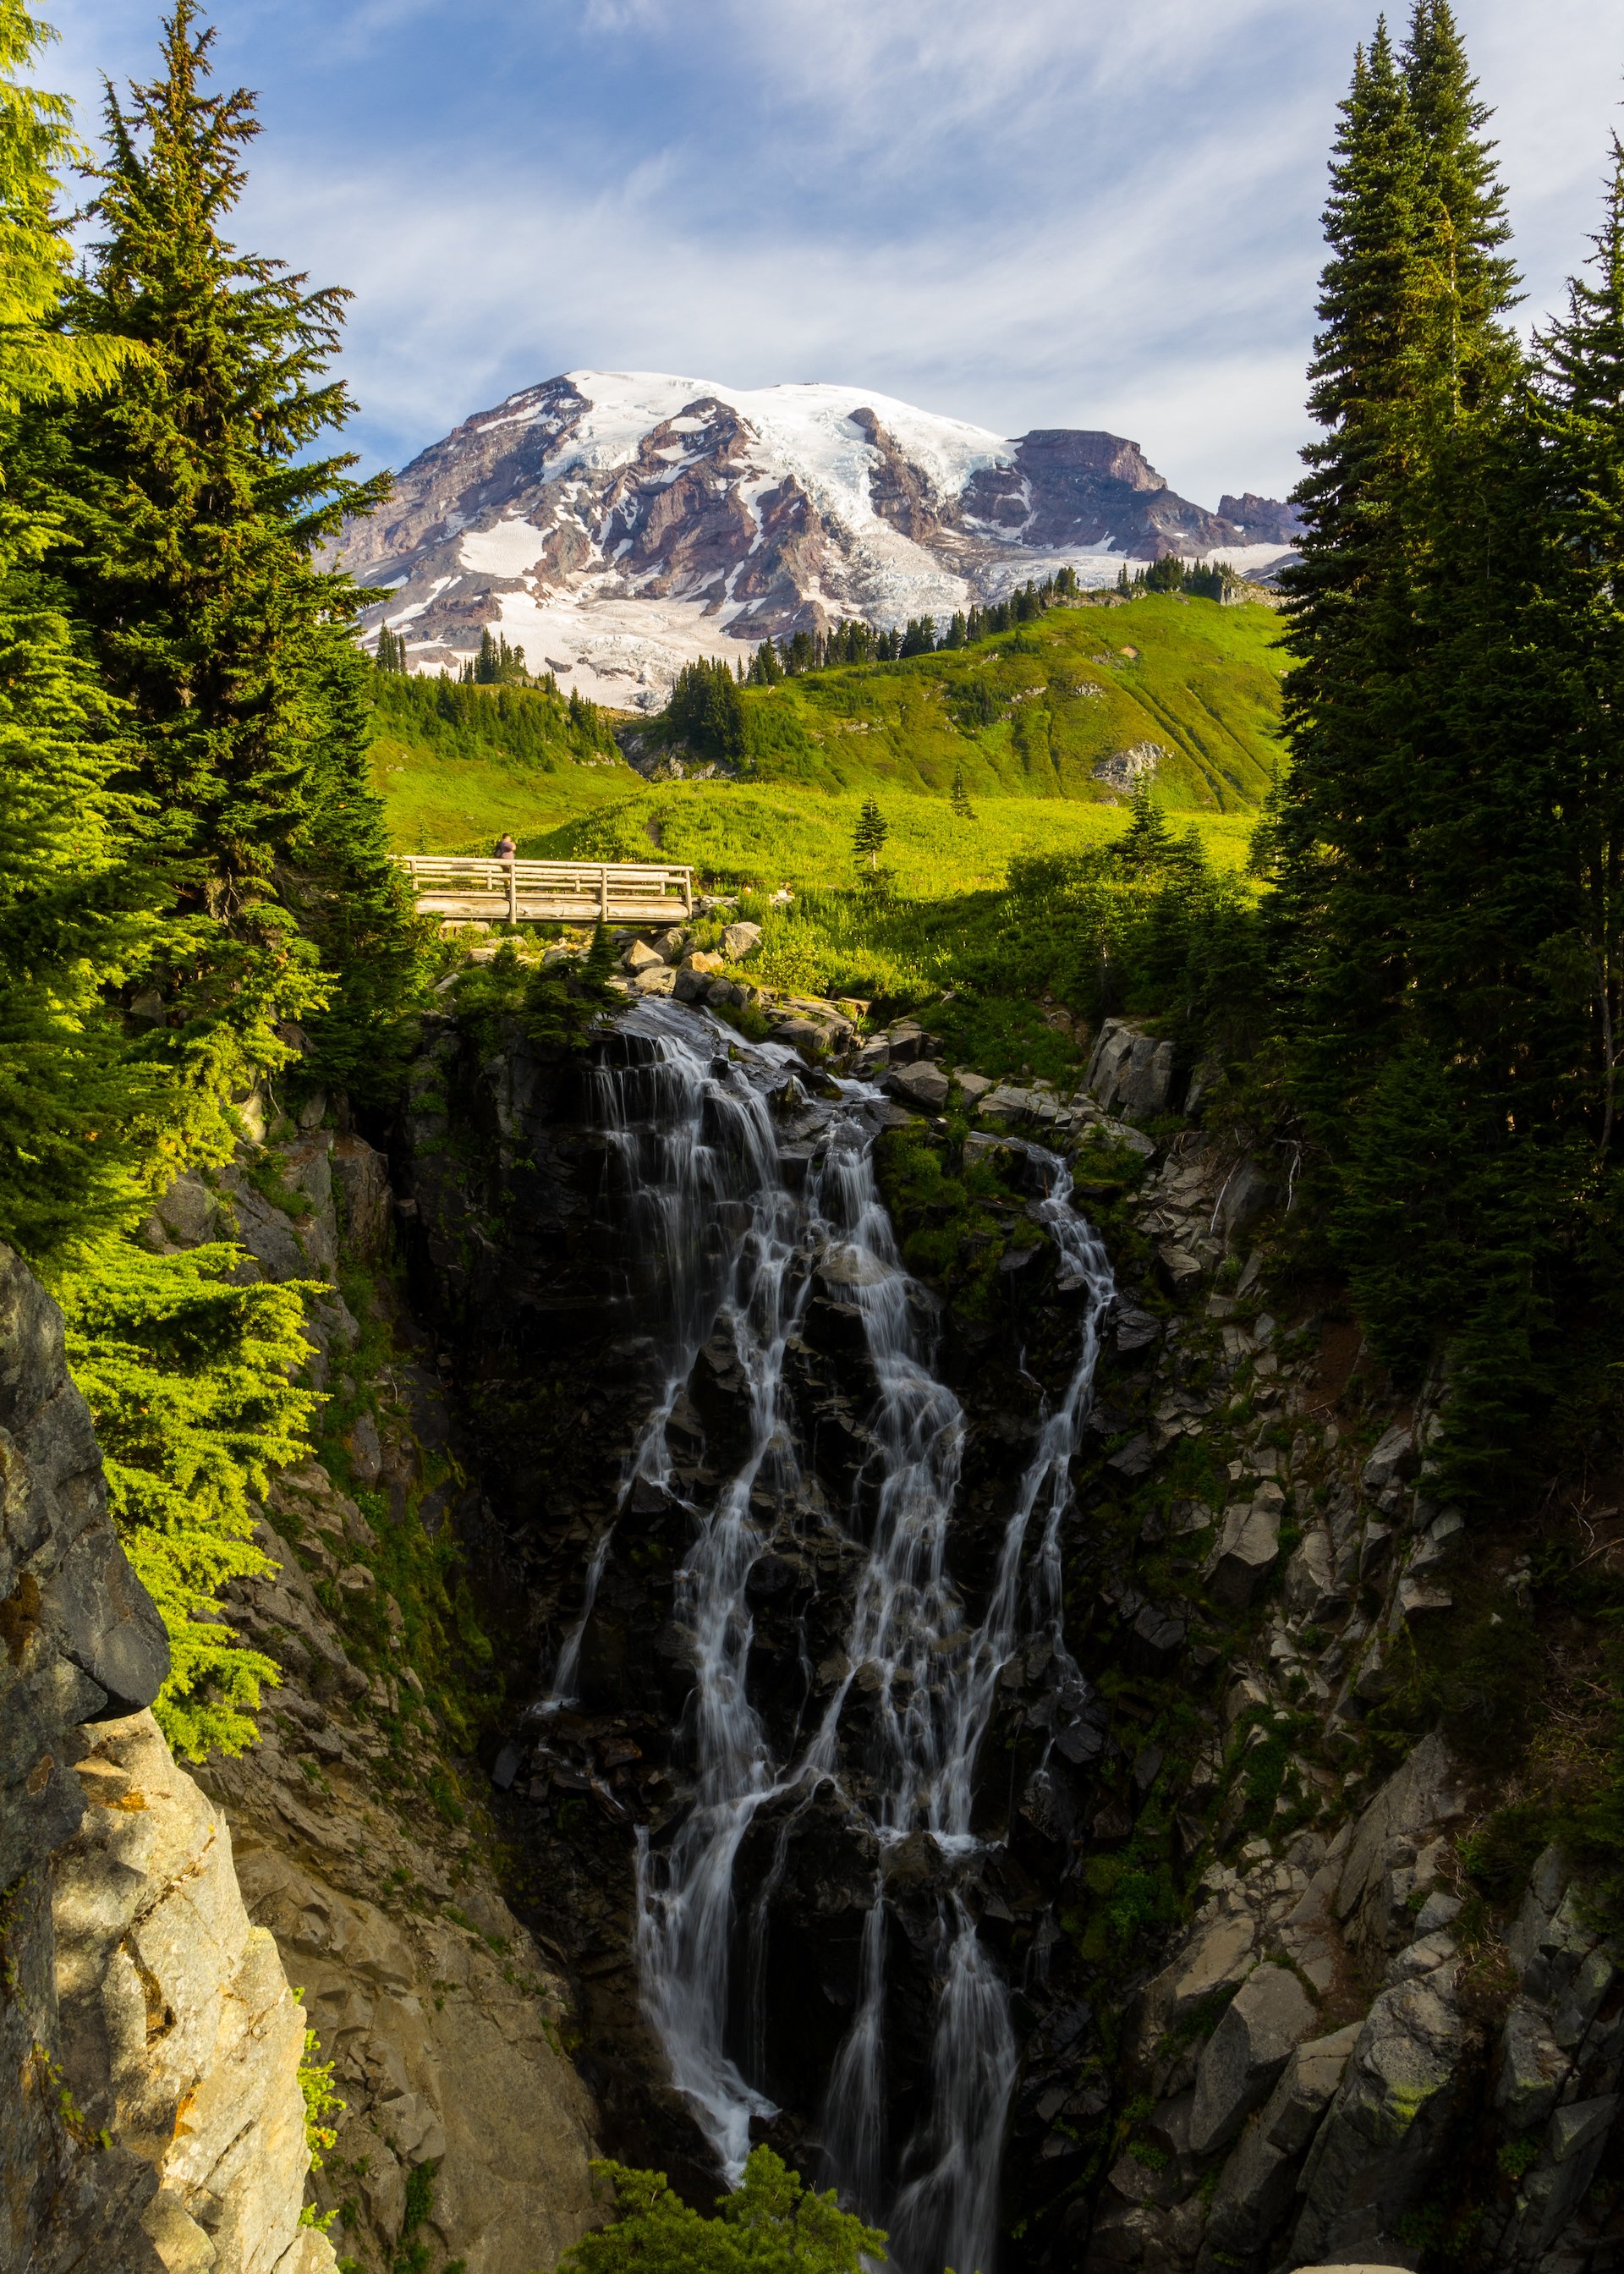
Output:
top-left (0, 1241), bottom-right (332, 2274)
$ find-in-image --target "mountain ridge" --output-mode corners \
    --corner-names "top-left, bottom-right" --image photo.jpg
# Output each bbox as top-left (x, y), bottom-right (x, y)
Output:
top-left (332, 371), bottom-right (1298, 706)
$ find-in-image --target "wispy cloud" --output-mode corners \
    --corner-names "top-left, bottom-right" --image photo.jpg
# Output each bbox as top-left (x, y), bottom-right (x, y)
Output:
top-left (44, 0), bottom-right (1624, 503)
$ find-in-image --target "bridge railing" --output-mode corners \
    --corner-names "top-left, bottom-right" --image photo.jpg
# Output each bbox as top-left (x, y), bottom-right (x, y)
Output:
top-left (394, 855), bottom-right (695, 920)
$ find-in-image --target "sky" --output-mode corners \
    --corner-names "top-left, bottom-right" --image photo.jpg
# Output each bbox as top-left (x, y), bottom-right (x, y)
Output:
top-left (47, 0), bottom-right (1624, 509)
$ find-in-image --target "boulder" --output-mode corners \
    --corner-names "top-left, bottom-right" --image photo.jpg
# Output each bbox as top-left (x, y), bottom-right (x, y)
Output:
top-left (1215, 1156), bottom-right (1281, 1244)
top-left (955, 1069), bottom-right (994, 1102)
top-left (1156, 1243), bottom-right (1204, 1291)
top-left (1361, 1424), bottom-right (1414, 1496)
top-left (651, 926), bottom-right (688, 962)
top-left (1086, 1019), bottom-right (1176, 1121)
top-left (622, 937), bottom-right (662, 972)
top-left (1149, 1911), bottom-right (1259, 2031)
top-left (681, 949), bottom-right (726, 975)
top-left (1126, 1601), bottom-right (1187, 1677)
top-left (1396, 1577), bottom-right (1452, 1622)
top-left (52, 1711), bottom-right (323, 2274)
top-left (886, 1061), bottom-right (951, 1112)
top-left (1495, 1997), bottom-right (1568, 2129)
top-left (1407, 1509), bottom-right (1464, 1580)
top-left (1203, 1499), bottom-right (1282, 1607)
top-left (1289, 1973), bottom-right (1474, 2267)
top-left (1095, 1115), bottom-right (1159, 1160)
top-left (1284, 1526), bottom-right (1345, 1623)
top-left (630, 964), bottom-right (677, 996)
top-left (1334, 1731), bottom-right (1465, 1935)
top-left (1206, 2024), bottom-right (1360, 2257)
top-left (1498, 2095), bottom-right (1621, 2265)
top-left (152, 1170), bottom-right (219, 1247)
top-left (771, 1015), bottom-right (833, 1060)
top-left (977, 1084), bottom-right (1035, 1123)
top-left (720, 921), bottom-right (762, 961)
top-left (1189, 1962), bottom-right (1320, 2154)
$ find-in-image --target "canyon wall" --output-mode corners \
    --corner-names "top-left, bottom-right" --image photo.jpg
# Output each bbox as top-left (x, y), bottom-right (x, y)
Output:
top-left (387, 988), bottom-right (1624, 2274)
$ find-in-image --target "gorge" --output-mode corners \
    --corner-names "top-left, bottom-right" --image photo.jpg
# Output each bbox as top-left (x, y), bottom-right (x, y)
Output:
top-left (9, 970), bottom-right (1624, 2274)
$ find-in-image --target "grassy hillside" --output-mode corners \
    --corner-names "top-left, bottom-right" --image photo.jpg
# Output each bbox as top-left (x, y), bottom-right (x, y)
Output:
top-left (520, 784), bottom-right (1257, 895)
top-left (726, 593), bottom-right (1286, 811)
top-left (370, 596), bottom-right (1286, 888)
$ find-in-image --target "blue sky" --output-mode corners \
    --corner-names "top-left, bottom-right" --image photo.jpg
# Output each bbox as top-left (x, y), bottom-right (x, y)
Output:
top-left (47, 0), bottom-right (1624, 506)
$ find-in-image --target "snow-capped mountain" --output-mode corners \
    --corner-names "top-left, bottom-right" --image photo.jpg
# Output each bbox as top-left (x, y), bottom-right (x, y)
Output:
top-left (333, 371), bottom-right (1298, 706)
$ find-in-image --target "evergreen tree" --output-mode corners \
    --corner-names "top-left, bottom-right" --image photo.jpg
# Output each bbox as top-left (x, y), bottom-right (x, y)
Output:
top-left (900, 614), bottom-right (935, 656)
top-left (288, 629), bottom-right (423, 1105)
top-left (557, 2147), bottom-right (885, 2274)
top-left (4, 4), bottom-right (426, 1762)
top-left (0, 0), bottom-right (189, 1259)
top-left (1262, 5), bottom-right (1571, 1486)
top-left (666, 657), bottom-right (746, 763)
top-left (1530, 135), bottom-right (1624, 1154)
top-left (56, 1237), bottom-right (315, 1758)
top-left (1270, 8), bottom-right (1521, 1145)
top-left (46, 1), bottom-right (393, 1124)
top-left (950, 764), bottom-right (975, 820)
top-left (1402, 0), bottom-right (1520, 420)
top-left (853, 794), bottom-right (889, 871)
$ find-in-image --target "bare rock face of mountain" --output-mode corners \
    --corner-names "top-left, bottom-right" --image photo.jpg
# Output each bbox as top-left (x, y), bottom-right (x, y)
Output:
top-left (331, 370), bottom-right (1295, 706)
top-left (1218, 491), bottom-right (1303, 546)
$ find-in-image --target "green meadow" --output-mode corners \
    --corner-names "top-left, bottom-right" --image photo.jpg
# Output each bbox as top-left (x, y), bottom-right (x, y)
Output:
top-left (374, 594), bottom-right (1283, 866)
top-left (370, 592), bottom-right (1282, 1021)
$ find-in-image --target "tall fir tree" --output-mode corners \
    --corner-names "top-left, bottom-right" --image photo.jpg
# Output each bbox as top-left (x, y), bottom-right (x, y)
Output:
top-left (1528, 135), bottom-right (1624, 1153)
top-left (43, 0), bottom-right (402, 1123)
top-left (0, 0), bottom-right (188, 1257)
top-left (1269, 21), bottom-right (1432, 1122)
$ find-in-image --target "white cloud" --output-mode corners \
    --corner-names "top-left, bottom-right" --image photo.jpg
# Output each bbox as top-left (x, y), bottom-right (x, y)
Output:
top-left (40, 0), bottom-right (1624, 507)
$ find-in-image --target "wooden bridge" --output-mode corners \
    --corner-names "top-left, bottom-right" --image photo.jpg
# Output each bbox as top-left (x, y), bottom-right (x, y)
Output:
top-left (396, 856), bottom-right (694, 925)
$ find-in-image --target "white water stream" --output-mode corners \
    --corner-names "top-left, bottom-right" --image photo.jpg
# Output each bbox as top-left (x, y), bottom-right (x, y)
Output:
top-left (573, 1002), bottom-right (1115, 2274)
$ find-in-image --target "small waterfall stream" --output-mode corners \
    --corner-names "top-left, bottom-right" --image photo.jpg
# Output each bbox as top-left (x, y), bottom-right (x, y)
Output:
top-left (571, 1001), bottom-right (1116, 2274)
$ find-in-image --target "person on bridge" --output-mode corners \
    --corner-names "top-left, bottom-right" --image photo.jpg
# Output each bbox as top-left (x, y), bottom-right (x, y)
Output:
top-left (494, 832), bottom-right (516, 861)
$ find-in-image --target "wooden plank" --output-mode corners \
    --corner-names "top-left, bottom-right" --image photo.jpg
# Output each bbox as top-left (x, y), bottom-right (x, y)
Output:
top-left (414, 893), bottom-right (689, 922)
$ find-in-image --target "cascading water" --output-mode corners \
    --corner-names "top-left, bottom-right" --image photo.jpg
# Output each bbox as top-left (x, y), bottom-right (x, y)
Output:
top-left (544, 1024), bottom-right (793, 1711)
top-left (573, 1000), bottom-right (1115, 2274)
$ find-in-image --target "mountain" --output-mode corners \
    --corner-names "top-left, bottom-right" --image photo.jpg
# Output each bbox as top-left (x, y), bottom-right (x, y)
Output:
top-left (332, 371), bottom-right (1298, 707)
top-left (1217, 491), bottom-right (1304, 546)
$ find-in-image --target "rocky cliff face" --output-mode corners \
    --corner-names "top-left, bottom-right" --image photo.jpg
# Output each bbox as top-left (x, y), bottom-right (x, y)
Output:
top-left (0, 1242), bottom-right (333, 2274)
top-left (3, 1100), bottom-right (606, 2274)
top-left (150, 1129), bottom-right (604, 2274)
top-left (329, 371), bottom-right (1298, 703)
top-left (382, 984), bottom-right (1622, 2274)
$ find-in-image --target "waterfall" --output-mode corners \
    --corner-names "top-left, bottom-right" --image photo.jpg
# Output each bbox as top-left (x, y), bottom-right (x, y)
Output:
top-left (577, 1001), bottom-right (1116, 2274)
top-left (546, 1025), bottom-right (791, 1710)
